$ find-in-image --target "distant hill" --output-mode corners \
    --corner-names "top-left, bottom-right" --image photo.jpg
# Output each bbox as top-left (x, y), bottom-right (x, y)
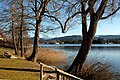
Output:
top-left (97, 35), bottom-right (120, 40)
top-left (30, 37), bottom-right (46, 43)
top-left (48, 35), bottom-right (81, 41)
top-left (31, 35), bottom-right (120, 44)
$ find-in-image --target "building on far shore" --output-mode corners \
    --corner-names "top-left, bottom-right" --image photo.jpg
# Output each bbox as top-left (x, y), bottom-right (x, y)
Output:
top-left (0, 29), bottom-right (6, 41)
top-left (0, 34), bottom-right (4, 40)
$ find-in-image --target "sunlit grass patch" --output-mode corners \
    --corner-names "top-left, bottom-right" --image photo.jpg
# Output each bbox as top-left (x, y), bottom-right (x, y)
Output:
top-left (0, 58), bottom-right (40, 80)
top-left (0, 47), bottom-right (40, 80)
top-left (0, 47), bottom-right (66, 80)
top-left (0, 70), bottom-right (40, 80)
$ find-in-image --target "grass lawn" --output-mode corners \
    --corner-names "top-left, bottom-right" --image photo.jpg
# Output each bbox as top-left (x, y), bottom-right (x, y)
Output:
top-left (0, 47), bottom-right (40, 80)
top-left (0, 47), bottom-right (67, 80)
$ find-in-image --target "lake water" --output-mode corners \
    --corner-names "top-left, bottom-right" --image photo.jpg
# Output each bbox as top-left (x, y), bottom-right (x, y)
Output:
top-left (39, 44), bottom-right (120, 73)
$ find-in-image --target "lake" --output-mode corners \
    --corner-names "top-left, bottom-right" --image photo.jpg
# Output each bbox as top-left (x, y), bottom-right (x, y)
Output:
top-left (39, 44), bottom-right (120, 73)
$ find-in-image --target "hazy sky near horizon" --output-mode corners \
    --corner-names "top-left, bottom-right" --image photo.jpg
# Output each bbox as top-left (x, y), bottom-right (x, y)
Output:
top-left (45, 15), bottom-right (120, 38)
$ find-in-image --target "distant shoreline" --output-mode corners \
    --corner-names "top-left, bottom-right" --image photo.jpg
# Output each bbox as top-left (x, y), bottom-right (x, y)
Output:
top-left (38, 44), bottom-right (120, 48)
top-left (38, 35), bottom-right (120, 44)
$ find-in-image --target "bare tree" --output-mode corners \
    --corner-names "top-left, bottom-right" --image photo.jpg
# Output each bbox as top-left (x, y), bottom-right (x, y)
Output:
top-left (0, 1), bottom-right (19, 54)
top-left (59, 0), bottom-right (120, 76)
top-left (0, 0), bottom-right (32, 56)
top-left (27, 0), bottom-right (51, 62)
top-left (26, 0), bottom-right (65, 62)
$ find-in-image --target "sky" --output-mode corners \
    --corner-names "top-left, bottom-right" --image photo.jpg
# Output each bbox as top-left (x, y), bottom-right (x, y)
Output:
top-left (0, 2), bottom-right (119, 38)
top-left (46, 15), bottom-right (120, 38)
top-left (97, 17), bottom-right (120, 35)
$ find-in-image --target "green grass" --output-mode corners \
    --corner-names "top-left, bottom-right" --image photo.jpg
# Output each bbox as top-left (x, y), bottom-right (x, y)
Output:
top-left (0, 48), bottom-right (40, 80)
top-left (0, 47), bottom-right (67, 80)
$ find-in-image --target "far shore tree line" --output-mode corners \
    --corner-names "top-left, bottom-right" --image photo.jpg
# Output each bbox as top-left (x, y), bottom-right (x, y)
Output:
top-left (0, 0), bottom-right (120, 78)
top-left (40, 37), bottom-right (120, 44)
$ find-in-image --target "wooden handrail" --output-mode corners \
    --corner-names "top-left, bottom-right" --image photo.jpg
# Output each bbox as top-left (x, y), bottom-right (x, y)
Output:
top-left (40, 62), bottom-right (56, 70)
top-left (39, 62), bottom-right (83, 80)
top-left (56, 68), bottom-right (82, 80)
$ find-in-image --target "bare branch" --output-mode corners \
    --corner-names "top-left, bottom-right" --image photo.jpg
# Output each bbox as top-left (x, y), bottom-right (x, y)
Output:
top-left (23, 28), bottom-right (35, 31)
top-left (101, 7), bottom-right (120, 20)
top-left (44, 14), bottom-right (64, 33)
top-left (96, 0), bottom-right (108, 19)
top-left (81, 1), bottom-right (88, 38)
top-left (40, 27), bottom-right (59, 33)
top-left (86, 0), bottom-right (97, 15)
top-left (25, 22), bottom-right (36, 27)
top-left (31, 7), bottom-right (35, 12)
top-left (0, 30), bottom-right (11, 34)
top-left (38, 0), bottom-right (43, 10)
top-left (35, 0), bottom-right (37, 11)
top-left (64, 11), bottom-right (81, 31)
top-left (48, 1), bottom-right (64, 13)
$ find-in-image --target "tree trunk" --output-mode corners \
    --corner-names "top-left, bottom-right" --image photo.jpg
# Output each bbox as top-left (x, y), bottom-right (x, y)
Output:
top-left (11, 19), bottom-right (18, 55)
top-left (27, 19), bottom-right (40, 62)
top-left (67, 27), bottom-right (97, 76)
top-left (20, 20), bottom-right (24, 57)
top-left (17, 38), bottom-right (20, 54)
top-left (20, 0), bottom-right (24, 57)
top-left (67, 14), bottom-right (98, 76)
top-left (27, 0), bottom-right (49, 62)
top-left (27, 9), bottom-right (41, 62)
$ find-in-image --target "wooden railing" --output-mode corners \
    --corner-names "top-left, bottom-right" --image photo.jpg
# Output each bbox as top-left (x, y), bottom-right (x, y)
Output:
top-left (39, 62), bottom-right (83, 80)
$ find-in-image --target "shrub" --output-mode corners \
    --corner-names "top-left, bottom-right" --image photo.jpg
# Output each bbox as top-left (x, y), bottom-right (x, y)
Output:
top-left (77, 58), bottom-right (120, 80)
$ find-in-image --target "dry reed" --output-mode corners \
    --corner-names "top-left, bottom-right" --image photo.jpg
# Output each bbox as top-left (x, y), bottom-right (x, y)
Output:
top-left (77, 58), bottom-right (119, 80)
top-left (25, 48), bottom-right (67, 66)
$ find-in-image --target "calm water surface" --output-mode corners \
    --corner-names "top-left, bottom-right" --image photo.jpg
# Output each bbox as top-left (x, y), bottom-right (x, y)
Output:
top-left (39, 44), bottom-right (120, 73)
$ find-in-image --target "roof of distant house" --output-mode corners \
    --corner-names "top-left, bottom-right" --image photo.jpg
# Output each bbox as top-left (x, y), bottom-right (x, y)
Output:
top-left (0, 34), bottom-right (4, 38)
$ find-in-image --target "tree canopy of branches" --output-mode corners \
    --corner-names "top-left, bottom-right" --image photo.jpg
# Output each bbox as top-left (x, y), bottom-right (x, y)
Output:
top-left (0, 0), bottom-right (65, 61)
top-left (26, 0), bottom-right (61, 62)
top-left (26, 0), bottom-right (50, 61)
top-left (56, 0), bottom-right (120, 76)
top-left (0, 0), bottom-right (32, 56)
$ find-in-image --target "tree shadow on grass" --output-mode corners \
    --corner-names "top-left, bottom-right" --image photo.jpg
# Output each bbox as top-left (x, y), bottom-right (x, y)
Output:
top-left (0, 67), bottom-right (40, 72)
top-left (0, 55), bottom-right (5, 58)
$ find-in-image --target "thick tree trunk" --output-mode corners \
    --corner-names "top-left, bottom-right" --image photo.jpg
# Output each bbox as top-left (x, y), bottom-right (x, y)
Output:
top-left (67, 27), bottom-right (97, 76)
top-left (67, 0), bottom-right (110, 77)
top-left (27, 9), bottom-right (41, 62)
top-left (67, 40), bottom-right (91, 74)
top-left (27, 0), bottom-right (48, 62)
top-left (27, 20), bottom-right (40, 62)
top-left (67, 13), bottom-right (98, 76)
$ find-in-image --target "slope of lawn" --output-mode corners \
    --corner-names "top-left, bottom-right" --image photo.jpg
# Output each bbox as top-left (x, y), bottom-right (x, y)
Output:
top-left (0, 47), bottom-right (40, 80)
top-left (0, 47), bottom-right (67, 80)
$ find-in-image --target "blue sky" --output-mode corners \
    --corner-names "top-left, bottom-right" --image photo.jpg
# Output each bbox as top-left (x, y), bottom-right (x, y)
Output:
top-left (97, 17), bottom-right (120, 35)
top-left (0, 2), bottom-right (119, 38)
top-left (48, 16), bottom-right (120, 38)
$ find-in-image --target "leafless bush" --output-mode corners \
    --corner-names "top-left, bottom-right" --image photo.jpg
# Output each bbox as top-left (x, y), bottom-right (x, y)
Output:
top-left (77, 58), bottom-right (119, 80)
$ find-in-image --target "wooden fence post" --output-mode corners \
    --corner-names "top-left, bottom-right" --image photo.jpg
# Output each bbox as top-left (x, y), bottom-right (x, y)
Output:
top-left (55, 68), bottom-right (59, 80)
top-left (40, 63), bottom-right (43, 80)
